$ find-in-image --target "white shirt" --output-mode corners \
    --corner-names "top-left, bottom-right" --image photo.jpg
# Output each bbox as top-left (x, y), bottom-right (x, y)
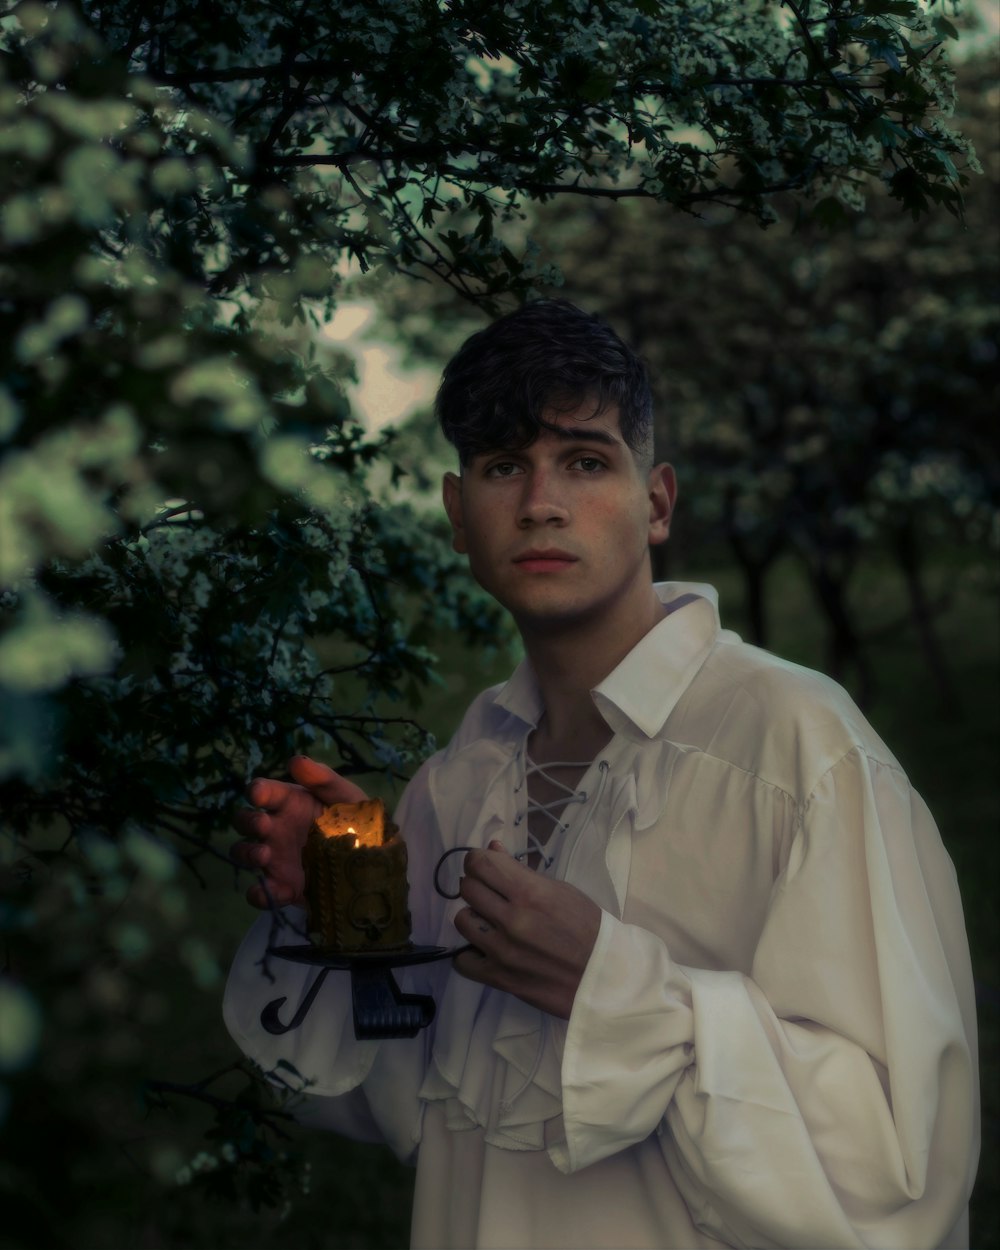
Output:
top-left (224, 583), bottom-right (979, 1249)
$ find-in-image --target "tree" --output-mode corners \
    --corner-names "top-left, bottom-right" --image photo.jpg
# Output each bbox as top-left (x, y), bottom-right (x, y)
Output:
top-left (0, 0), bottom-right (981, 1242)
top-left (374, 51), bottom-right (998, 709)
top-left (530, 51), bottom-right (998, 707)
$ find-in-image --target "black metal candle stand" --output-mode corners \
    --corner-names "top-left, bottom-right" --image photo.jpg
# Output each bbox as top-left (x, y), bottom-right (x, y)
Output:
top-left (261, 943), bottom-right (466, 1040)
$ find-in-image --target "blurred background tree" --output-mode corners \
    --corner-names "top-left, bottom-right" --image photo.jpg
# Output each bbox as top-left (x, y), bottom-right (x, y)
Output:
top-left (375, 52), bottom-right (998, 711)
top-left (0, 0), bottom-right (992, 1246)
top-left (540, 50), bottom-right (999, 711)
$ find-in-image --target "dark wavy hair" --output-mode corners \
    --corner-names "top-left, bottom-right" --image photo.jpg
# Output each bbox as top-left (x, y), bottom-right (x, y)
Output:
top-left (435, 300), bottom-right (654, 468)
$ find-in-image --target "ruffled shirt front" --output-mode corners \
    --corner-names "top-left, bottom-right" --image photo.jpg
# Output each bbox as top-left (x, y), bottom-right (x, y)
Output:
top-left (223, 582), bottom-right (979, 1249)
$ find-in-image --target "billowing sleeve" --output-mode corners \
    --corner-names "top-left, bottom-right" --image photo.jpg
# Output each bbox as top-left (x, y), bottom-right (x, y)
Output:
top-left (554, 748), bottom-right (979, 1249)
top-left (222, 758), bottom-right (446, 1163)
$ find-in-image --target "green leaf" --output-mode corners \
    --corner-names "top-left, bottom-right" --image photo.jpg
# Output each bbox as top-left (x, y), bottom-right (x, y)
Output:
top-left (0, 979), bottom-right (42, 1074)
top-left (579, 69), bottom-right (618, 104)
top-left (933, 16), bottom-right (960, 41)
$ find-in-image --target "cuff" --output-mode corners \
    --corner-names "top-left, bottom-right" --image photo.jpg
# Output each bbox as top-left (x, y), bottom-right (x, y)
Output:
top-left (222, 909), bottom-right (379, 1097)
top-left (551, 909), bottom-right (695, 1174)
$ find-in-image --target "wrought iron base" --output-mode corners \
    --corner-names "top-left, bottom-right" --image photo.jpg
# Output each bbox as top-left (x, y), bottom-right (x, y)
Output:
top-left (261, 943), bottom-right (465, 1040)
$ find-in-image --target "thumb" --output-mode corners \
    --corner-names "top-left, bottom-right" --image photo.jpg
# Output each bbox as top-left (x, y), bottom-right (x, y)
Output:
top-left (288, 755), bottom-right (369, 806)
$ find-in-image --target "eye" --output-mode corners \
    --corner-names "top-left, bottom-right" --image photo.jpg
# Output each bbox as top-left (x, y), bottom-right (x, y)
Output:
top-left (571, 456), bottom-right (606, 473)
top-left (484, 460), bottom-right (523, 478)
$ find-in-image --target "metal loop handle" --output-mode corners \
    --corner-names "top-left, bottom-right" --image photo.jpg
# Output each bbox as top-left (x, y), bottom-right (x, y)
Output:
top-left (432, 845), bottom-right (477, 899)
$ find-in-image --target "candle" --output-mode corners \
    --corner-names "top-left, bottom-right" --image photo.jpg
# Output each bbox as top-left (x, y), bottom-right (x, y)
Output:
top-left (302, 798), bottom-right (412, 951)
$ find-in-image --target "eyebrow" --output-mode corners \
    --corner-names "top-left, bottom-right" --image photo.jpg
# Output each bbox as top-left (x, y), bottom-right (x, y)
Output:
top-left (545, 425), bottom-right (622, 447)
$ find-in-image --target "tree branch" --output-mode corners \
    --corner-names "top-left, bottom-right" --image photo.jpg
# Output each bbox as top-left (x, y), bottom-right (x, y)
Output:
top-left (151, 59), bottom-right (347, 86)
top-left (143, 1077), bottom-right (298, 1138)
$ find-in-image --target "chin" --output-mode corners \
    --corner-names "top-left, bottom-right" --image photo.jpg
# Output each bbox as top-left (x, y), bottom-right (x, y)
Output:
top-left (508, 593), bottom-right (607, 632)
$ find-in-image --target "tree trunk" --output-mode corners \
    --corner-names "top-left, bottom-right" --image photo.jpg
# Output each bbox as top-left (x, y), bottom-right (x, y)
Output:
top-left (722, 487), bottom-right (786, 649)
top-left (806, 560), bottom-right (875, 709)
top-left (744, 559), bottom-right (769, 648)
top-left (891, 520), bottom-right (962, 716)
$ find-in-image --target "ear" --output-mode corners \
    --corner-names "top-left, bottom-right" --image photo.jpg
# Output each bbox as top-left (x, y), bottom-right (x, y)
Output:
top-left (442, 471), bottom-right (467, 554)
top-left (647, 463), bottom-right (676, 547)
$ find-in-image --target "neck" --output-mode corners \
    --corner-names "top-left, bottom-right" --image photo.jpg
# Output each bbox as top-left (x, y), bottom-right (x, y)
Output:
top-left (518, 585), bottom-right (666, 749)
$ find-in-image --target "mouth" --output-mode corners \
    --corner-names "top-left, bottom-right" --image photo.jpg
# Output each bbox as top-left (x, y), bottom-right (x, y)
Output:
top-left (513, 549), bottom-right (579, 573)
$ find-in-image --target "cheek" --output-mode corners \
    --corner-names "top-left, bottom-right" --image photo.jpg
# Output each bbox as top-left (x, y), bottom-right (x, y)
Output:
top-left (586, 498), bottom-right (648, 546)
top-left (458, 518), bottom-right (502, 579)
top-left (461, 511), bottom-right (496, 555)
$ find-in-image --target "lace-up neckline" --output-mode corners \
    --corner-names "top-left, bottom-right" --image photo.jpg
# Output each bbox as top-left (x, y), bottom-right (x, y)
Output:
top-left (515, 753), bottom-right (611, 871)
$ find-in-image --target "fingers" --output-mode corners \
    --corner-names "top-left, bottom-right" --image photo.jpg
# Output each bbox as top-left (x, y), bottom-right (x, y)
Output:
top-left (461, 841), bottom-right (530, 902)
top-left (245, 776), bottom-right (293, 812)
top-left (454, 904), bottom-right (495, 941)
top-left (230, 755), bottom-right (363, 916)
top-left (452, 943), bottom-right (491, 985)
top-left (245, 877), bottom-right (297, 910)
top-left (452, 906), bottom-right (497, 985)
top-left (232, 838), bottom-right (298, 909)
top-left (230, 807), bottom-right (284, 859)
top-left (242, 757), bottom-right (368, 816)
top-left (451, 842), bottom-right (534, 932)
top-left (453, 849), bottom-right (518, 951)
top-left (459, 874), bottom-right (509, 928)
top-left (231, 805), bottom-right (271, 839)
top-left (453, 846), bottom-right (508, 952)
top-left (229, 839), bottom-right (270, 871)
top-left (288, 755), bottom-right (368, 805)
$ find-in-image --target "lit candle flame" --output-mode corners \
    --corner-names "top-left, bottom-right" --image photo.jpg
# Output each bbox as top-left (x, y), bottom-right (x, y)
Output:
top-left (347, 825), bottom-right (359, 849)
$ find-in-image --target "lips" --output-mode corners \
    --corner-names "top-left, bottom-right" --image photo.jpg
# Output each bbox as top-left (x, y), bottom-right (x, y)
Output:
top-left (513, 549), bottom-right (579, 572)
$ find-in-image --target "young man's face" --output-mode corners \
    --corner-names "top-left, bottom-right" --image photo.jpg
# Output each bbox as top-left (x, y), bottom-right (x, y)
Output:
top-left (442, 401), bottom-right (675, 635)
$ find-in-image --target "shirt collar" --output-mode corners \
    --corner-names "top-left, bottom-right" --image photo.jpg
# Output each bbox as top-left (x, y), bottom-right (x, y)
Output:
top-left (492, 654), bottom-right (546, 728)
top-left (593, 582), bottom-right (719, 738)
top-left (492, 582), bottom-right (721, 738)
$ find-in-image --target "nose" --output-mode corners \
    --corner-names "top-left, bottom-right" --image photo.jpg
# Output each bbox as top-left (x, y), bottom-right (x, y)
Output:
top-left (517, 468), bottom-right (569, 528)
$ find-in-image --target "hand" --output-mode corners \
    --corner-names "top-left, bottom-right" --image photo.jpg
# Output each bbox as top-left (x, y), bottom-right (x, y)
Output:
top-left (230, 755), bottom-right (368, 909)
top-left (452, 840), bottom-right (602, 1020)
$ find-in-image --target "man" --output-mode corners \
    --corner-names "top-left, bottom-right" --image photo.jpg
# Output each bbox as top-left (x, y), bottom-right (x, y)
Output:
top-left (225, 300), bottom-right (979, 1248)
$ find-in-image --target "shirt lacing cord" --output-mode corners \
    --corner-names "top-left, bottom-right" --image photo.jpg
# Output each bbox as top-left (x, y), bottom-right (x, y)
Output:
top-left (499, 757), bottom-right (611, 1118)
top-left (430, 760), bottom-right (611, 903)
top-left (513, 757), bottom-right (611, 871)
